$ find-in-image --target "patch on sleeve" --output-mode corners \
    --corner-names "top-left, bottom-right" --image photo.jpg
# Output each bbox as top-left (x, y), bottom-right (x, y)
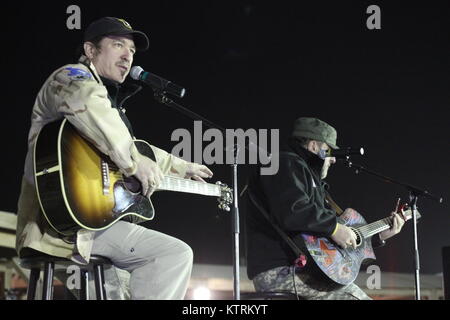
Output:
top-left (65, 67), bottom-right (92, 81)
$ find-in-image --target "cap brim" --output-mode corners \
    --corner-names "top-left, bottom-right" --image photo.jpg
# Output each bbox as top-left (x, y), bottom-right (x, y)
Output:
top-left (329, 144), bottom-right (339, 150)
top-left (110, 29), bottom-right (149, 51)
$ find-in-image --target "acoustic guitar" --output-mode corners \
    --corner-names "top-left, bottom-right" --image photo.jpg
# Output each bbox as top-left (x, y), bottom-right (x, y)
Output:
top-left (298, 205), bottom-right (420, 286)
top-left (34, 119), bottom-right (233, 236)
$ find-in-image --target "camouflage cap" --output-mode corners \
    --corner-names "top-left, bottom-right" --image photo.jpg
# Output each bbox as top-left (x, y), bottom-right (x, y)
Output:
top-left (292, 117), bottom-right (339, 149)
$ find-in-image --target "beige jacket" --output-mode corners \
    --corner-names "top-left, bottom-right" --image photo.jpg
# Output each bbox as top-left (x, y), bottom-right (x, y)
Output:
top-left (16, 56), bottom-right (189, 264)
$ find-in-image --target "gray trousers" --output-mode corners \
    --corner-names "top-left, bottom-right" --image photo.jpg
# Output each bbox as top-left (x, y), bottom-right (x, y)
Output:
top-left (88, 221), bottom-right (193, 300)
top-left (253, 266), bottom-right (371, 300)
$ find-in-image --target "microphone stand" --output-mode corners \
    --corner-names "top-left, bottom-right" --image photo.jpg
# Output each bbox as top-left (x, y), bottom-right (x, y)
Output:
top-left (152, 90), bottom-right (247, 300)
top-left (340, 158), bottom-right (443, 300)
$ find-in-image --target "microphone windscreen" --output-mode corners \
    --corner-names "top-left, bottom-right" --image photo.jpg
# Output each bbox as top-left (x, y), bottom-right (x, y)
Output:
top-left (130, 66), bottom-right (144, 80)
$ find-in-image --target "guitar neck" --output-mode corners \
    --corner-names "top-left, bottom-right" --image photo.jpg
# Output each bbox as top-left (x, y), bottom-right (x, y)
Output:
top-left (358, 217), bottom-right (392, 239)
top-left (157, 175), bottom-right (221, 197)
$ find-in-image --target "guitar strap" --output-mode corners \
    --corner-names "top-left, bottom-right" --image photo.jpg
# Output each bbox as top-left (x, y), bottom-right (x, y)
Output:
top-left (325, 192), bottom-right (344, 217)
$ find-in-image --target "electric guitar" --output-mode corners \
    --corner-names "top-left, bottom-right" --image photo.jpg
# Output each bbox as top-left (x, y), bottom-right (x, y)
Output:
top-left (298, 205), bottom-right (420, 286)
top-left (34, 119), bottom-right (233, 236)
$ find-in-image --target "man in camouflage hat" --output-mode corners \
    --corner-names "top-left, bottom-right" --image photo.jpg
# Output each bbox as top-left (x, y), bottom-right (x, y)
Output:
top-left (244, 117), bottom-right (405, 299)
top-left (291, 117), bottom-right (340, 180)
top-left (16, 17), bottom-right (213, 300)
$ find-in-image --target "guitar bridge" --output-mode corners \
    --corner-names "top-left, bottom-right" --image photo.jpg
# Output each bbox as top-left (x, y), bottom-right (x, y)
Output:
top-left (101, 160), bottom-right (110, 195)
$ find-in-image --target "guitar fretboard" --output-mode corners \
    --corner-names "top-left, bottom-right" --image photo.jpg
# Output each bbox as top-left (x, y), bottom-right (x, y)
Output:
top-left (157, 175), bottom-right (221, 197)
top-left (358, 217), bottom-right (391, 239)
top-left (357, 209), bottom-right (416, 239)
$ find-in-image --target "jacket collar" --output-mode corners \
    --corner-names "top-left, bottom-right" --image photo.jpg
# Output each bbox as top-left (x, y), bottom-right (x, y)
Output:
top-left (78, 55), bottom-right (142, 108)
top-left (101, 76), bottom-right (142, 109)
top-left (287, 137), bottom-right (324, 180)
top-left (78, 55), bottom-right (101, 83)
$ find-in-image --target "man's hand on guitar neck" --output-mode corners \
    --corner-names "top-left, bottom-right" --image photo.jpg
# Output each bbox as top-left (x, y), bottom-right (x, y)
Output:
top-left (184, 162), bottom-right (213, 183)
top-left (379, 212), bottom-right (405, 241)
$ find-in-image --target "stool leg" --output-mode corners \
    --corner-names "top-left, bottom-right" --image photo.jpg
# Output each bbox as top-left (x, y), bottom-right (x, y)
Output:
top-left (42, 261), bottom-right (54, 300)
top-left (79, 269), bottom-right (89, 300)
top-left (27, 268), bottom-right (40, 300)
top-left (93, 264), bottom-right (106, 300)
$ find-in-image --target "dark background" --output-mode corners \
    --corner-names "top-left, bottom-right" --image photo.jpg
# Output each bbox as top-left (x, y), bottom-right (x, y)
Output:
top-left (2, 1), bottom-right (449, 275)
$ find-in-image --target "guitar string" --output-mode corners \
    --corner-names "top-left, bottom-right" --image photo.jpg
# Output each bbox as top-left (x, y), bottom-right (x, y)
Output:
top-left (358, 220), bottom-right (389, 235)
top-left (161, 176), bottom-right (219, 195)
top-left (359, 218), bottom-right (390, 231)
top-left (357, 218), bottom-right (391, 238)
top-left (108, 172), bottom-right (221, 196)
top-left (357, 210), bottom-right (412, 237)
top-left (360, 226), bottom-right (390, 238)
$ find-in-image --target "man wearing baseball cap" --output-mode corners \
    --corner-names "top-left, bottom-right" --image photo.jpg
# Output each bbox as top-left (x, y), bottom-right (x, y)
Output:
top-left (84, 17), bottom-right (150, 52)
top-left (245, 117), bottom-right (405, 299)
top-left (16, 17), bottom-right (213, 300)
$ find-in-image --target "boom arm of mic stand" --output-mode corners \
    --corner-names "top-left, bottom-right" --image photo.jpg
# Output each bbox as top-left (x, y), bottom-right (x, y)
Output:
top-left (153, 91), bottom-right (226, 132)
top-left (153, 91), bottom-right (272, 161)
top-left (341, 159), bottom-right (443, 204)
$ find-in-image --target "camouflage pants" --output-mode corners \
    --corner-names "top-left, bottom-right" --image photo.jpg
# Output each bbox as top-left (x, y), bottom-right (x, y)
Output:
top-left (253, 266), bottom-right (371, 300)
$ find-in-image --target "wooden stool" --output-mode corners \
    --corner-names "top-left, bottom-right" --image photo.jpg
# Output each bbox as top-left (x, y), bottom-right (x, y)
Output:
top-left (20, 254), bottom-right (112, 300)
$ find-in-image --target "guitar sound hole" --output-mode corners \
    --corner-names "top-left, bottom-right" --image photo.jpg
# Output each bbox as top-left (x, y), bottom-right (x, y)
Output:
top-left (350, 228), bottom-right (362, 247)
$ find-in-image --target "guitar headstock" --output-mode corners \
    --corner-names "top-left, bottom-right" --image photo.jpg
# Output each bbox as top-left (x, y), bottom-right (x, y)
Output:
top-left (215, 181), bottom-right (233, 211)
top-left (397, 203), bottom-right (422, 221)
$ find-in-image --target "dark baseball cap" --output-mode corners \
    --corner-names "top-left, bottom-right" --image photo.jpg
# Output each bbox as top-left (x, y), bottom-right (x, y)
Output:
top-left (84, 17), bottom-right (149, 51)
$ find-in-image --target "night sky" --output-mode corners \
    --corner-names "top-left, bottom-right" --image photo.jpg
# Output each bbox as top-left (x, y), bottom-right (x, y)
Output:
top-left (3, 1), bottom-right (449, 275)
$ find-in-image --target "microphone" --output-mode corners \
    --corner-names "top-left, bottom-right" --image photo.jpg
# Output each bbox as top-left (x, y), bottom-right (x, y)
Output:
top-left (328, 147), bottom-right (364, 159)
top-left (130, 66), bottom-right (186, 98)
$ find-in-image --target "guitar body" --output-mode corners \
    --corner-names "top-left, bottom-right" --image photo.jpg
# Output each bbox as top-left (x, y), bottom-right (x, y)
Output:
top-left (34, 119), bottom-right (154, 236)
top-left (300, 209), bottom-right (376, 286)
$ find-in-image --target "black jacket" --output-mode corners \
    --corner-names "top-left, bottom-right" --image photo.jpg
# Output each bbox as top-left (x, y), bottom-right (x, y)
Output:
top-left (245, 138), bottom-right (338, 280)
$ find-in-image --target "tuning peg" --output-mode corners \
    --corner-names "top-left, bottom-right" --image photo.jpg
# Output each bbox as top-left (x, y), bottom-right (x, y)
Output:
top-left (217, 201), bottom-right (231, 212)
top-left (394, 198), bottom-right (401, 212)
